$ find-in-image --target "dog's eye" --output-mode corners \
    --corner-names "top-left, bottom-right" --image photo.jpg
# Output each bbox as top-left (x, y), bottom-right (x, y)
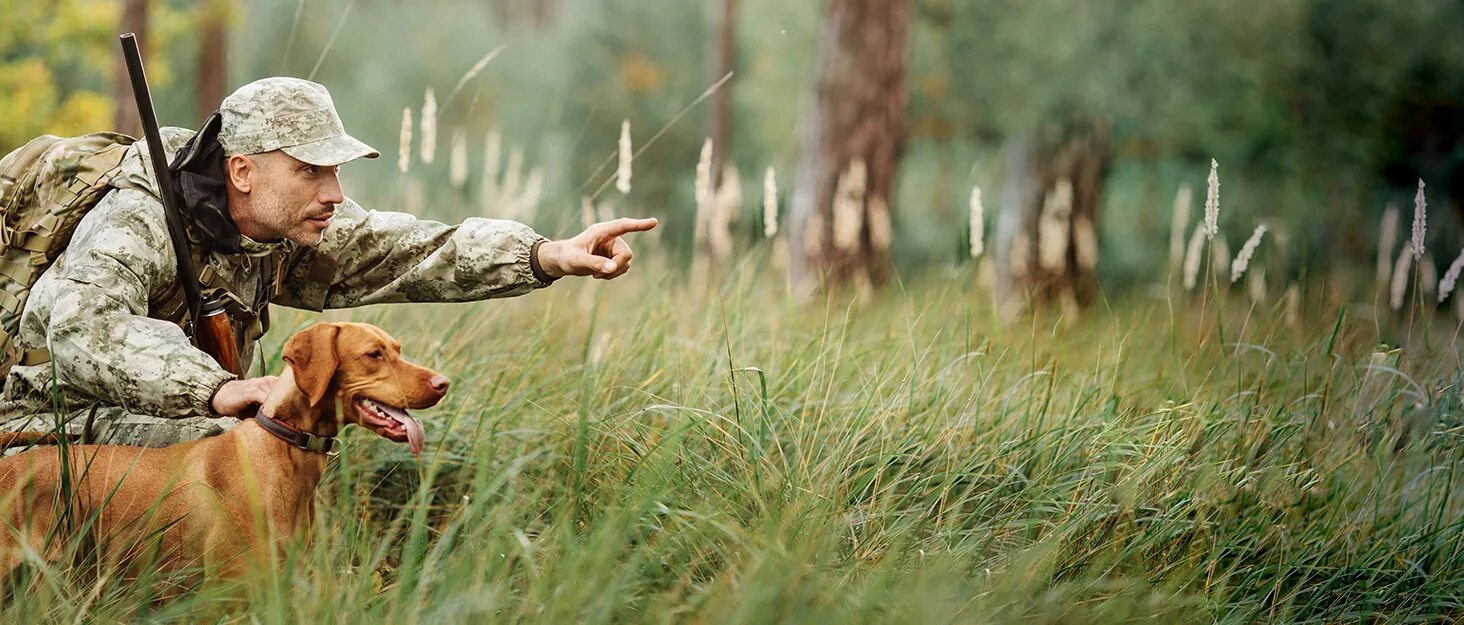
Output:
top-left (366, 350), bottom-right (384, 360)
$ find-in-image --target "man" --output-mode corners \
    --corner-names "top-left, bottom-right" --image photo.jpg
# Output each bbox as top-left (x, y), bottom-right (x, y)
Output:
top-left (0, 77), bottom-right (655, 446)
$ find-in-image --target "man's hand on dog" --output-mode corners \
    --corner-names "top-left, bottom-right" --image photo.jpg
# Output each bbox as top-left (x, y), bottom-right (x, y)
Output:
top-left (537, 217), bottom-right (658, 280)
top-left (211, 376), bottom-right (279, 418)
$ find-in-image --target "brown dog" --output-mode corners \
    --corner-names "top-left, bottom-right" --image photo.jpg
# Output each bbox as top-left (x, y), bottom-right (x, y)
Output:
top-left (0, 321), bottom-right (448, 582)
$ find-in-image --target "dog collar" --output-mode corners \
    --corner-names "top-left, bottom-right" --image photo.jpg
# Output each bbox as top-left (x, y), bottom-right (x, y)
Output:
top-left (255, 411), bottom-right (336, 454)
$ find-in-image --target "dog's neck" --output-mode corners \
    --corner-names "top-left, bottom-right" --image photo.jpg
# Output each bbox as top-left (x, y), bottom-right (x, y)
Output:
top-left (259, 367), bottom-right (341, 439)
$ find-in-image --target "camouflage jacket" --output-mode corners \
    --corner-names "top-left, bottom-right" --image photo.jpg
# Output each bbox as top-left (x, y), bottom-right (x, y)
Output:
top-left (0, 127), bottom-right (555, 425)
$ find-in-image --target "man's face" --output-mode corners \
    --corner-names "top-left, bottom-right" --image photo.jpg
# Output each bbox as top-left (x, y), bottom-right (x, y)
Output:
top-left (231, 151), bottom-right (345, 246)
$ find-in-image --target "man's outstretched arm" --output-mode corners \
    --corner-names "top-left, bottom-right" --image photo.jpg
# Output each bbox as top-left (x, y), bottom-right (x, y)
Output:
top-left (273, 198), bottom-right (657, 310)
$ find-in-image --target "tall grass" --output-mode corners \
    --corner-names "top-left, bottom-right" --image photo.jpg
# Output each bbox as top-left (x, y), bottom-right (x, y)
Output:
top-left (3, 245), bottom-right (1463, 623)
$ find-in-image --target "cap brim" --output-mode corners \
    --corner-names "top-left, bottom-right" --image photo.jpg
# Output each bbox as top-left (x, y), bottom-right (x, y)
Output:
top-left (281, 133), bottom-right (379, 166)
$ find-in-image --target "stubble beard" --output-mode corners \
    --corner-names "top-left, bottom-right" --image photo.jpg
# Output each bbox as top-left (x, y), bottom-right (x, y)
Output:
top-left (257, 194), bottom-right (329, 247)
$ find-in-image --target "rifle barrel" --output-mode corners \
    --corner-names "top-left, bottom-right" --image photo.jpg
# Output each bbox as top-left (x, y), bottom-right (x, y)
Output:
top-left (119, 33), bottom-right (205, 331)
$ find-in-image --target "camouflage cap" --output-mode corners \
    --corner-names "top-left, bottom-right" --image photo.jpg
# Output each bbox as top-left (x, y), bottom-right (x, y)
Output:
top-left (218, 77), bottom-right (379, 166)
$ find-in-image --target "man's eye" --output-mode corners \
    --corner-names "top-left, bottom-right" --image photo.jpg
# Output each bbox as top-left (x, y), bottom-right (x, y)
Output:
top-left (302, 165), bottom-right (317, 175)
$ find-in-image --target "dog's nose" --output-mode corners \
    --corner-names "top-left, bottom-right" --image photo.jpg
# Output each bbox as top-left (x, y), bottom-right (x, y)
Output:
top-left (429, 374), bottom-right (451, 394)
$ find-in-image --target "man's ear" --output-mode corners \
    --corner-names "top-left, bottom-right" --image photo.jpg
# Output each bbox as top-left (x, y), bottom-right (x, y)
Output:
top-left (282, 323), bottom-right (341, 406)
top-left (225, 154), bottom-right (255, 193)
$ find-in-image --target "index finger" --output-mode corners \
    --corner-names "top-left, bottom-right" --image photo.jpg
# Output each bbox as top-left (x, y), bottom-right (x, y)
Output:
top-left (594, 217), bottom-right (658, 238)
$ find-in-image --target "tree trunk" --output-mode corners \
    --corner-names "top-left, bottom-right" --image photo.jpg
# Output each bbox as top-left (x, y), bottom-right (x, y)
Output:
top-left (788, 0), bottom-right (912, 298)
top-left (114, 0), bottom-right (148, 137)
top-left (993, 123), bottom-right (1111, 320)
top-left (709, 0), bottom-right (737, 184)
top-left (197, 0), bottom-right (230, 121)
top-left (487, 0), bottom-right (558, 30)
top-left (687, 0), bottom-right (739, 292)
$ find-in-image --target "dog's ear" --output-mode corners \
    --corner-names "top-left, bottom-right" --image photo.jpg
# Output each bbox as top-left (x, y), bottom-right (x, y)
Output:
top-left (283, 323), bottom-right (341, 406)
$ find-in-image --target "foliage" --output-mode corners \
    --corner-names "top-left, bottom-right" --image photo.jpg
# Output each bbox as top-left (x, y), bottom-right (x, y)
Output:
top-left (0, 0), bottom-right (197, 153)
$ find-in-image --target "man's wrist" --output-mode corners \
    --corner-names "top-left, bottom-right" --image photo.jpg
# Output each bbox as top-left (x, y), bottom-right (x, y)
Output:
top-left (206, 375), bottom-right (239, 418)
top-left (530, 239), bottom-right (563, 282)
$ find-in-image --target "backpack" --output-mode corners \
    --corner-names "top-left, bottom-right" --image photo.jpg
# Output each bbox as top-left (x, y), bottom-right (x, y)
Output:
top-left (0, 132), bottom-right (137, 375)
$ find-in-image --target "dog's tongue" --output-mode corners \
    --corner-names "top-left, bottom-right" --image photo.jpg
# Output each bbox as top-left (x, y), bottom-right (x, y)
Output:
top-left (377, 403), bottom-right (425, 456)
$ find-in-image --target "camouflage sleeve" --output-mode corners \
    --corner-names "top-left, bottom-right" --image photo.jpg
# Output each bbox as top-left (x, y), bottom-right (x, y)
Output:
top-left (45, 189), bottom-right (234, 419)
top-left (273, 198), bottom-right (556, 311)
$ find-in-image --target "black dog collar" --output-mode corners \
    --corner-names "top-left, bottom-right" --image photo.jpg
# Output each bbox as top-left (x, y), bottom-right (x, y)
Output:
top-left (255, 411), bottom-right (336, 454)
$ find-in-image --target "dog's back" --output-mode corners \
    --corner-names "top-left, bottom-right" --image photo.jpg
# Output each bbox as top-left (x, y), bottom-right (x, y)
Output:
top-left (0, 435), bottom-right (249, 578)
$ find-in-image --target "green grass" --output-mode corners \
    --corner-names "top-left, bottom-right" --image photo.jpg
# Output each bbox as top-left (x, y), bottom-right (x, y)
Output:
top-left (3, 250), bottom-right (1463, 624)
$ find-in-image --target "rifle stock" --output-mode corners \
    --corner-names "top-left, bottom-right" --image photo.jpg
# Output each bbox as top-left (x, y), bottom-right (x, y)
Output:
top-left (195, 302), bottom-right (243, 376)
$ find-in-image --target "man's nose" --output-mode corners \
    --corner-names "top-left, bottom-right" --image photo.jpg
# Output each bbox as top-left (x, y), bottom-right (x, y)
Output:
top-left (319, 172), bottom-right (345, 205)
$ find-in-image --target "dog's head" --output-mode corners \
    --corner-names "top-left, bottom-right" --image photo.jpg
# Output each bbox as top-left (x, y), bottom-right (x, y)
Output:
top-left (282, 322), bottom-right (449, 454)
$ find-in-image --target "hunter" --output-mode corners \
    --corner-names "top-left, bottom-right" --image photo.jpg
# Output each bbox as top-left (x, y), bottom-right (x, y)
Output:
top-left (0, 77), bottom-right (656, 446)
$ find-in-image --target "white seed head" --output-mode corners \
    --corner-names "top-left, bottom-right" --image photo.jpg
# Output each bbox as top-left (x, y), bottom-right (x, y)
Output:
top-left (500, 147), bottom-right (523, 214)
top-left (710, 165), bottom-right (740, 259)
top-left (969, 185), bottom-right (985, 259)
top-left (1230, 224), bottom-right (1267, 284)
top-left (514, 166), bottom-right (544, 223)
top-left (717, 165), bottom-right (742, 223)
top-left (419, 87), bottom-right (438, 165)
top-left (1458, 284), bottom-right (1464, 323)
top-left (581, 197), bottom-right (596, 229)
top-left (480, 128), bottom-right (503, 214)
top-left (445, 46), bottom-right (504, 110)
top-left (1411, 179), bottom-right (1427, 259)
top-left (448, 127), bottom-right (468, 189)
top-left (1440, 248), bottom-right (1464, 304)
top-left (404, 177), bottom-right (424, 214)
top-left (1390, 246), bottom-right (1413, 310)
top-left (1376, 202), bottom-right (1400, 288)
top-left (1211, 234), bottom-right (1231, 282)
top-left (1169, 183), bottom-right (1192, 268)
top-left (1183, 223), bottom-right (1206, 291)
top-left (763, 167), bottom-right (779, 238)
top-left (1420, 256), bottom-right (1438, 301)
top-left (397, 107), bottom-right (412, 174)
top-left (616, 120), bottom-right (632, 194)
top-left (1247, 267), bottom-right (1267, 303)
top-left (1204, 159), bottom-right (1220, 240)
top-left (1285, 283), bottom-right (1301, 327)
top-left (695, 139), bottom-right (714, 216)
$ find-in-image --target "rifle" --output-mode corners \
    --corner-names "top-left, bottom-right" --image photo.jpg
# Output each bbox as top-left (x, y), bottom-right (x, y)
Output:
top-left (119, 33), bottom-right (243, 377)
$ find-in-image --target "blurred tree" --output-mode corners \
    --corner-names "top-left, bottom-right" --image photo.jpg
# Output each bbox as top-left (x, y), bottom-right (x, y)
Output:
top-left (0, 0), bottom-right (123, 153)
top-left (788, 0), bottom-right (912, 296)
top-left (1297, 0), bottom-right (1464, 223)
top-left (919, 0), bottom-right (1464, 285)
top-left (197, 0), bottom-right (229, 118)
top-left (114, 0), bottom-right (148, 137)
top-left (708, 0), bottom-right (737, 185)
top-left (992, 123), bottom-right (1110, 318)
top-left (486, 0), bottom-right (558, 30)
top-left (0, 0), bottom-right (196, 155)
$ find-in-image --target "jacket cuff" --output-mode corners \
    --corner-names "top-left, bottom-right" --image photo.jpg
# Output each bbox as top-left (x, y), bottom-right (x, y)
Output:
top-left (529, 238), bottom-right (560, 286)
top-left (197, 369), bottom-right (239, 418)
